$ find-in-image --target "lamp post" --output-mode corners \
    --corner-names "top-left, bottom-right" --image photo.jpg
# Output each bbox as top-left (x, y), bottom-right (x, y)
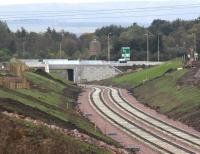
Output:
top-left (144, 32), bottom-right (153, 65)
top-left (107, 33), bottom-right (112, 62)
top-left (193, 33), bottom-right (198, 61)
top-left (59, 32), bottom-right (64, 59)
top-left (144, 33), bottom-right (149, 65)
top-left (157, 34), bottom-right (160, 62)
top-left (193, 33), bottom-right (197, 53)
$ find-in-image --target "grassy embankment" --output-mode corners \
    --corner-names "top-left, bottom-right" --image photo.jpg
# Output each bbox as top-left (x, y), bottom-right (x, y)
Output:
top-left (111, 60), bottom-right (182, 88)
top-left (106, 60), bottom-right (200, 131)
top-left (0, 70), bottom-right (118, 154)
top-left (0, 113), bottom-right (111, 154)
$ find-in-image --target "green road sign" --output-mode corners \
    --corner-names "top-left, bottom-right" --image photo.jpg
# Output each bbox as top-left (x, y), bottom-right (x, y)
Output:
top-left (121, 47), bottom-right (131, 60)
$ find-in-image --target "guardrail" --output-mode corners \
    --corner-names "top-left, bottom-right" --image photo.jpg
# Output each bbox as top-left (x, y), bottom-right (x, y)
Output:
top-left (21, 59), bottom-right (164, 66)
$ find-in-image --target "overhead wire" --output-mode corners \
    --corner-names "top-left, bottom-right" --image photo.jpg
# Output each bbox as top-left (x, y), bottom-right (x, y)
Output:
top-left (0, 3), bottom-right (200, 14)
top-left (0, 12), bottom-right (199, 21)
top-left (0, 4), bottom-right (200, 18)
top-left (0, 3), bottom-right (199, 20)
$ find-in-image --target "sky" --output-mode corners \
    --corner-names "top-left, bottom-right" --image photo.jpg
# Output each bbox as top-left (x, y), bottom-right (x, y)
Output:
top-left (0, 0), bottom-right (199, 33)
top-left (0, 0), bottom-right (179, 6)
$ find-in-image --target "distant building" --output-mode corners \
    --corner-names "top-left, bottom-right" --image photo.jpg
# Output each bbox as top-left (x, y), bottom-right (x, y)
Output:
top-left (89, 39), bottom-right (101, 56)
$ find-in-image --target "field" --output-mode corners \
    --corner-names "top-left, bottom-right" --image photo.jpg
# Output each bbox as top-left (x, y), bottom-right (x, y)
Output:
top-left (0, 69), bottom-right (118, 153)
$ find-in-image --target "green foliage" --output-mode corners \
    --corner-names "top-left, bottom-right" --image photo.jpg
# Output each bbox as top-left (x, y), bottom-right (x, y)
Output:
top-left (0, 49), bottom-right (12, 61)
top-left (0, 17), bottom-right (200, 61)
top-left (111, 60), bottom-right (182, 87)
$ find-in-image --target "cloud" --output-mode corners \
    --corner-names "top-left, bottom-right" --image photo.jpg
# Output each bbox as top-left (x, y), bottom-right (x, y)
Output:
top-left (0, 0), bottom-right (172, 6)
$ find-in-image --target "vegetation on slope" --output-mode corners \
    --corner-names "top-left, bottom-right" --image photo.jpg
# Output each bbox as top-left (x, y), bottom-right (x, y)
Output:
top-left (101, 60), bottom-right (200, 130)
top-left (109, 60), bottom-right (182, 88)
top-left (135, 68), bottom-right (200, 131)
top-left (0, 70), bottom-right (118, 150)
top-left (0, 113), bottom-right (111, 154)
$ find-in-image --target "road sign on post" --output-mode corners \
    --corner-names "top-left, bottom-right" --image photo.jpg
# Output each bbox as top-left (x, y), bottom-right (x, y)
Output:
top-left (121, 47), bottom-right (131, 60)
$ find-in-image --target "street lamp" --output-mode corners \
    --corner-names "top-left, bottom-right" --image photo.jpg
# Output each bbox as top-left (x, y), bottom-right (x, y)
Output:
top-left (107, 33), bottom-right (112, 61)
top-left (59, 32), bottom-right (64, 59)
top-left (144, 33), bottom-right (149, 65)
top-left (144, 32), bottom-right (153, 65)
top-left (193, 33), bottom-right (197, 53)
top-left (157, 34), bottom-right (160, 62)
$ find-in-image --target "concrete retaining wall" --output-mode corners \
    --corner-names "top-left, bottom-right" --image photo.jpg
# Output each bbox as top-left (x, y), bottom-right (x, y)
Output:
top-left (49, 64), bottom-right (121, 83)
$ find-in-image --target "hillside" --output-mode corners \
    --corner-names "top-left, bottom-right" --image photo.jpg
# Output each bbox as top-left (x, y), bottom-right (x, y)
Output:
top-left (99, 60), bottom-right (200, 131)
top-left (0, 113), bottom-right (111, 154)
top-left (0, 69), bottom-right (118, 154)
top-left (135, 66), bottom-right (200, 131)
top-left (99, 60), bottom-right (182, 88)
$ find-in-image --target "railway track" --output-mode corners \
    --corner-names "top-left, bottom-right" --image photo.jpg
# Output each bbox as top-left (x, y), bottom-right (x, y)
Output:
top-left (89, 87), bottom-right (199, 154)
top-left (108, 87), bottom-right (200, 151)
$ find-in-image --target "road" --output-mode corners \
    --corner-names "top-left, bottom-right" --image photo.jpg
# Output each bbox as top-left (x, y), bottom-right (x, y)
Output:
top-left (78, 85), bottom-right (200, 154)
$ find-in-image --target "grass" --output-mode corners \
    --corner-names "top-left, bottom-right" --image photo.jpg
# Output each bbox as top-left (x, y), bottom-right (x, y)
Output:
top-left (0, 70), bottom-right (118, 147)
top-left (102, 59), bottom-right (199, 130)
top-left (135, 69), bottom-right (200, 114)
top-left (111, 59), bottom-right (182, 87)
top-left (24, 72), bottom-right (65, 93)
top-left (15, 89), bottom-right (64, 107)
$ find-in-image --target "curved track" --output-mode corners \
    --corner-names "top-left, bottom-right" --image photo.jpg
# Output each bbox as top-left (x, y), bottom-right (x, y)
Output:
top-left (108, 87), bottom-right (200, 150)
top-left (89, 86), bottom-right (200, 154)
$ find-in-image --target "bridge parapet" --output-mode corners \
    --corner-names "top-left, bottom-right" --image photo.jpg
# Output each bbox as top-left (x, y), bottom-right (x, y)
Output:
top-left (21, 59), bottom-right (163, 83)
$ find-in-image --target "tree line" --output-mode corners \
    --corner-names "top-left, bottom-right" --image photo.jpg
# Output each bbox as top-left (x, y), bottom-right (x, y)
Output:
top-left (0, 17), bottom-right (200, 61)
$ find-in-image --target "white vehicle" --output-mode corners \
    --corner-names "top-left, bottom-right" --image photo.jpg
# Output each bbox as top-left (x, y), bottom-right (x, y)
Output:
top-left (118, 58), bottom-right (127, 63)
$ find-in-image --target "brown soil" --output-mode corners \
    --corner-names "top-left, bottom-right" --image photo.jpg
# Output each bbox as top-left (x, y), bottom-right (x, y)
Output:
top-left (168, 107), bottom-right (200, 131)
top-left (179, 62), bottom-right (200, 86)
top-left (63, 86), bottom-right (81, 102)
top-left (0, 113), bottom-right (98, 154)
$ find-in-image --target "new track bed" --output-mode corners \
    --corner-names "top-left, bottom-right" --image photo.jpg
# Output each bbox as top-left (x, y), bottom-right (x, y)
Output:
top-left (89, 86), bottom-right (199, 154)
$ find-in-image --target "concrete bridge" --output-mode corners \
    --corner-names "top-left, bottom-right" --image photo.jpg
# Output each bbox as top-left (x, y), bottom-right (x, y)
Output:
top-left (21, 59), bottom-right (163, 83)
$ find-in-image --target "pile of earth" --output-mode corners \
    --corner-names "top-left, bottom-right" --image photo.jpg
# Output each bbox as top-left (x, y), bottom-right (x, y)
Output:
top-left (179, 61), bottom-right (200, 87)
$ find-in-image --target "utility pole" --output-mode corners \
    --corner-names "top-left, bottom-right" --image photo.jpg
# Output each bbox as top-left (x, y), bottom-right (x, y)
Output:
top-left (22, 41), bottom-right (25, 57)
top-left (107, 33), bottom-right (112, 61)
top-left (59, 32), bottom-right (64, 59)
top-left (59, 43), bottom-right (62, 59)
top-left (193, 33), bottom-right (198, 61)
top-left (193, 33), bottom-right (197, 53)
top-left (157, 34), bottom-right (160, 62)
top-left (144, 33), bottom-right (149, 65)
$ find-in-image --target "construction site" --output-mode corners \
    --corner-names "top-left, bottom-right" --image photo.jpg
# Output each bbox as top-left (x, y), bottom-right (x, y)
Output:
top-left (0, 59), bottom-right (30, 89)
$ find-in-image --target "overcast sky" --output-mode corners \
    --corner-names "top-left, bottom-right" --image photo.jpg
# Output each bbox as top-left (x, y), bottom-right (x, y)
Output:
top-left (0, 0), bottom-right (188, 6)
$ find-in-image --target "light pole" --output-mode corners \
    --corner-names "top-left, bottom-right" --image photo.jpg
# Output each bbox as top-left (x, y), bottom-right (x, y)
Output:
top-left (157, 34), bottom-right (160, 62)
top-left (107, 33), bottom-right (112, 61)
top-left (59, 32), bottom-right (64, 59)
top-left (144, 33), bottom-right (149, 65)
top-left (193, 33), bottom-right (197, 53)
top-left (193, 33), bottom-right (198, 61)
